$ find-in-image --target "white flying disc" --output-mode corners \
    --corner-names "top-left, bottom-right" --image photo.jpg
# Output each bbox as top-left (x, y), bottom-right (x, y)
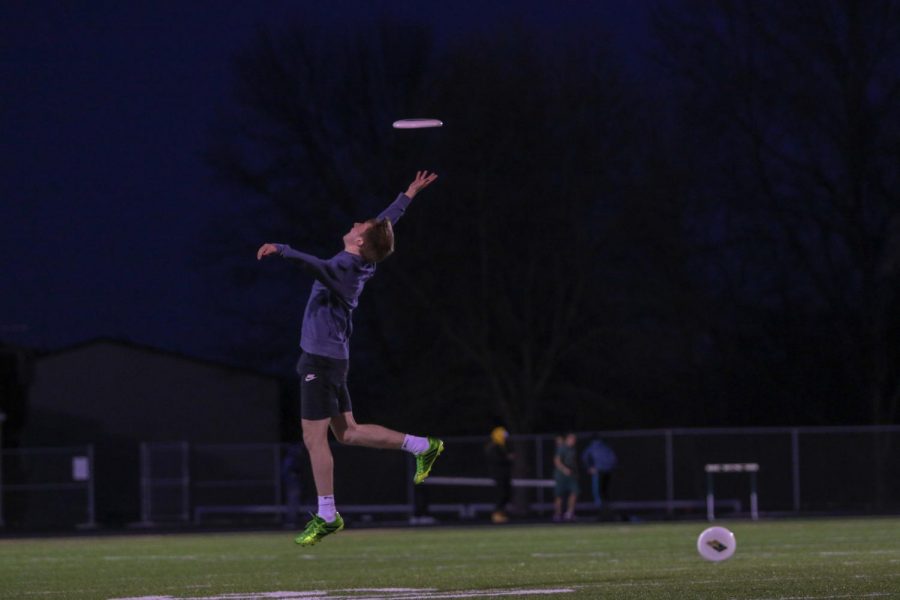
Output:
top-left (697, 526), bottom-right (736, 562)
top-left (392, 118), bottom-right (443, 129)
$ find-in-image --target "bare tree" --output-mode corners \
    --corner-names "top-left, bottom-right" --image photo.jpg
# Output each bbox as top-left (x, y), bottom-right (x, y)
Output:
top-left (202, 20), bottom-right (438, 376)
top-left (654, 0), bottom-right (900, 425)
top-left (378, 28), bottom-right (701, 433)
top-left (205, 19), bottom-right (706, 436)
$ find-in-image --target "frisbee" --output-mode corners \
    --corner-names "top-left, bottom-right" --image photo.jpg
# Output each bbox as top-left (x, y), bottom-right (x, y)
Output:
top-left (392, 118), bottom-right (443, 129)
top-left (697, 526), bottom-right (736, 562)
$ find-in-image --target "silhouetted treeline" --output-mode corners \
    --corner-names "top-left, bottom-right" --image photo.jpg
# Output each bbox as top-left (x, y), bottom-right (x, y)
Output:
top-left (204, 2), bottom-right (900, 435)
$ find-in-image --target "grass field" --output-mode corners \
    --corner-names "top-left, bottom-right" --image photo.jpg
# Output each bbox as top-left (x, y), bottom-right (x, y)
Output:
top-left (1, 517), bottom-right (899, 599)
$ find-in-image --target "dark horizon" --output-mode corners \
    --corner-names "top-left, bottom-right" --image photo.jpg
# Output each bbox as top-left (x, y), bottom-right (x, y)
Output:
top-left (0, 1), bottom-right (653, 359)
top-left (3, 0), bottom-right (900, 434)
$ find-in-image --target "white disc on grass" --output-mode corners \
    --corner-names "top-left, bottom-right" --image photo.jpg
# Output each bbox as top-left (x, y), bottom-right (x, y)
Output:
top-left (697, 526), bottom-right (736, 562)
top-left (392, 118), bottom-right (443, 129)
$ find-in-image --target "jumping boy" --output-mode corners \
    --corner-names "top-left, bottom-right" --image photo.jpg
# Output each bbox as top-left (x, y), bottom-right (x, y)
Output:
top-left (257, 171), bottom-right (443, 546)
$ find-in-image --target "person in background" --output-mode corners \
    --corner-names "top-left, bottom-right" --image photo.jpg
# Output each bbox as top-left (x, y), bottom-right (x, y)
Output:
top-left (581, 434), bottom-right (618, 515)
top-left (553, 432), bottom-right (580, 522)
top-left (485, 426), bottom-right (514, 524)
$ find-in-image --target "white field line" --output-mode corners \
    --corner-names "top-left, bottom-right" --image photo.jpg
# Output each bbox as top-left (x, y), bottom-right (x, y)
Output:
top-left (375, 589), bottom-right (575, 599)
top-left (530, 552), bottom-right (608, 558)
top-left (736, 594), bottom-right (893, 600)
top-left (102, 555), bottom-right (280, 561)
top-left (335, 591), bottom-right (433, 594)
top-left (108, 588), bottom-right (575, 600)
top-left (110, 593), bottom-right (328, 600)
top-left (819, 550), bottom-right (900, 556)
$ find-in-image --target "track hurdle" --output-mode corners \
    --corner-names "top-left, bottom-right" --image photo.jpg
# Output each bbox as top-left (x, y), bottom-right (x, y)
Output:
top-left (705, 462), bottom-right (759, 521)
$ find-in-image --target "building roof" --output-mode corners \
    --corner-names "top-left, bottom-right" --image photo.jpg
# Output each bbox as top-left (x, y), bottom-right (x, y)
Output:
top-left (36, 337), bottom-right (283, 382)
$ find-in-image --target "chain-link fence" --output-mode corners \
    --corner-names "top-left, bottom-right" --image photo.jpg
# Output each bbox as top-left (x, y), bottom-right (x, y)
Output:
top-left (0, 445), bottom-right (96, 529)
top-left (139, 442), bottom-right (189, 524)
top-left (135, 425), bottom-right (900, 526)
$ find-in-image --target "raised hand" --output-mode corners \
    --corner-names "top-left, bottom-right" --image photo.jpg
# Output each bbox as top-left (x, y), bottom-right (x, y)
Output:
top-left (404, 170), bottom-right (439, 199)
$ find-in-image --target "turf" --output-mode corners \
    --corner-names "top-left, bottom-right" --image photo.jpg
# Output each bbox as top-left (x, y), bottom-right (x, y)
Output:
top-left (1, 517), bottom-right (899, 599)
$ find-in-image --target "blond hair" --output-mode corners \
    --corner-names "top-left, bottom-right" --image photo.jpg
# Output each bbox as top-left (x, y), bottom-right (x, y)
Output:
top-left (359, 217), bottom-right (395, 263)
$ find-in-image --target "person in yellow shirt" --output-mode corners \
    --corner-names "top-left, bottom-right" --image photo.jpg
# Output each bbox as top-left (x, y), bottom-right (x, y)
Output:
top-left (485, 426), bottom-right (514, 524)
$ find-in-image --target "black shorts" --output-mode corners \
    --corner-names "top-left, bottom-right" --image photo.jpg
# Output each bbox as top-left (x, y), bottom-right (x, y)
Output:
top-left (296, 352), bottom-right (352, 420)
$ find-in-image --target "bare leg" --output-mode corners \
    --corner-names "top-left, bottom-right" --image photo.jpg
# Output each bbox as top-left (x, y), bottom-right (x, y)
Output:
top-left (566, 493), bottom-right (577, 517)
top-left (302, 418), bottom-right (334, 496)
top-left (553, 496), bottom-right (563, 519)
top-left (330, 411), bottom-right (405, 449)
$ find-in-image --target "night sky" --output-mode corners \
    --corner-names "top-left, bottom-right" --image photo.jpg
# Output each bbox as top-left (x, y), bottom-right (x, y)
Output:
top-left (1, 1), bottom-right (651, 360)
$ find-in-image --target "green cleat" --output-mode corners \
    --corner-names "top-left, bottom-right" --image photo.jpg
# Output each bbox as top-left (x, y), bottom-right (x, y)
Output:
top-left (414, 437), bottom-right (444, 484)
top-left (294, 513), bottom-right (344, 547)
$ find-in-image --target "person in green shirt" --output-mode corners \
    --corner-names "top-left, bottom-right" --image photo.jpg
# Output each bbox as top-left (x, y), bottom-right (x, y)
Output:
top-left (553, 433), bottom-right (580, 522)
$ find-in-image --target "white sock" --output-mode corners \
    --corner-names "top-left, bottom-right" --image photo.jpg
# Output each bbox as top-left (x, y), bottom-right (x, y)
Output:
top-left (401, 434), bottom-right (430, 455)
top-left (317, 495), bottom-right (336, 522)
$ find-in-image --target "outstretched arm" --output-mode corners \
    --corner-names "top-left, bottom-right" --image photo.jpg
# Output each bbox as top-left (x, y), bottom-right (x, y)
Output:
top-left (378, 170), bottom-right (439, 225)
top-left (257, 243), bottom-right (345, 296)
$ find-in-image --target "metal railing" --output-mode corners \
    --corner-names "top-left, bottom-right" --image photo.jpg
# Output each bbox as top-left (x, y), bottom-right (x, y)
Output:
top-left (138, 442), bottom-right (190, 524)
top-left (136, 425), bottom-right (900, 525)
top-left (0, 445), bottom-right (96, 528)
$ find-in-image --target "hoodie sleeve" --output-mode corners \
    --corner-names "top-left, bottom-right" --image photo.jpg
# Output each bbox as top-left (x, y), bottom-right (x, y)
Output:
top-left (274, 244), bottom-right (347, 299)
top-left (377, 193), bottom-right (412, 225)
